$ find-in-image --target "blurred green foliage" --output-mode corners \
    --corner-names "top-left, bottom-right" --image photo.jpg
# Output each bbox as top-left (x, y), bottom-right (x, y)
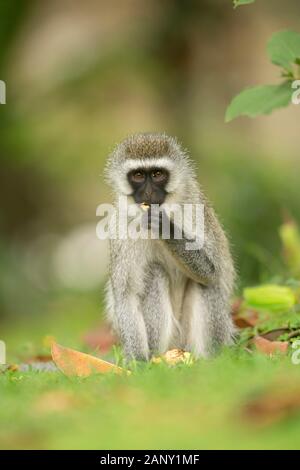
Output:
top-left (0, 0), bottom-right (299, 325)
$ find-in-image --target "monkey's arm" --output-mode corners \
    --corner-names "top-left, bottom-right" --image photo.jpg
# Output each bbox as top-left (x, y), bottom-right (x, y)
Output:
top-left (164, 237), bottom-right (216, 286)
top-left (161, 208), bottom-right (221, 286)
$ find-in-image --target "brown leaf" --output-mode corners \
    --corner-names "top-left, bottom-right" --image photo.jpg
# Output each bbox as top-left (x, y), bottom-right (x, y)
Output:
top-left (252, 336), bottom-right (289, 355)
top-left (233, 309), bottom-right (259, 329)
top-left (261, 328), bottom-right (290, 341)
top-left (51, 342), bottom-right (130, 377)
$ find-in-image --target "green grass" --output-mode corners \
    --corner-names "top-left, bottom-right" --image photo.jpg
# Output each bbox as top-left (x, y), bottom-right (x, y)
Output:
top-left (1, 350), bottom-right (300, 449)
top-left (1, 290), bottom-right (300, 450)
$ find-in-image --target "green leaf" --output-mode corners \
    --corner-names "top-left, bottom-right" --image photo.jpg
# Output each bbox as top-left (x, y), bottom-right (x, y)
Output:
top-left (233, 0), bottom-right (255, 8)
top-left (267, 30), bottom-right (300, 73)
top-left (244, 284), bottom-right (296, 313)
top-left (225, 82), bottom-right (292, 122)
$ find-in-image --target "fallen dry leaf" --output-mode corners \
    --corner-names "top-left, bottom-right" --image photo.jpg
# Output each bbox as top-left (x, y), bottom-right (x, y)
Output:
top-left (261, 328), bottom-right (290, 341)
top-left (252, 336), bottom-right (289, 355)
top-left (152, 349), bottom-right (192, 365)
top-left (51, 342), bottom-right (130, 377)
top-left (233, 309), bottom-right (259, 329)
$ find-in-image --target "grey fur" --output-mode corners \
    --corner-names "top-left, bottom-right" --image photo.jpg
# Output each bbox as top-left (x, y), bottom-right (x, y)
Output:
top-left (105, 133), bottom-right (236, 361)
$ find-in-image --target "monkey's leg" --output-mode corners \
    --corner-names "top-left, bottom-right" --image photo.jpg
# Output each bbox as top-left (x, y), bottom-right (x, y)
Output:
top-left (182, 281), bottom-right (235, 357)
top-left (142, 264), bottom-right (175, 356)
top-left (108, 279), bottom-right (149, 361)
top-left (117, 294), bottom-right (150, 361)
top-left (202, 284), bottom-right (236, 354)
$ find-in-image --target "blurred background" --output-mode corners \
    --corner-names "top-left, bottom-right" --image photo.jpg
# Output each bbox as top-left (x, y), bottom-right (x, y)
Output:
top-left (0, 0), bottom-right (300, 351)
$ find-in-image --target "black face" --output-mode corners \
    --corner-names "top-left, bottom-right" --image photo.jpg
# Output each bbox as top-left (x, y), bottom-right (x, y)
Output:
top-left (127, 167), bottom-right (169, 205)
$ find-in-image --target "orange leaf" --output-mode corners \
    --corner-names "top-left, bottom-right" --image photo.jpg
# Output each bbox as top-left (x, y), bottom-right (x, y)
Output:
top-left (51, 342), bottom-right (130, 377)
top-left (252, 336), bottom-right (289, 355)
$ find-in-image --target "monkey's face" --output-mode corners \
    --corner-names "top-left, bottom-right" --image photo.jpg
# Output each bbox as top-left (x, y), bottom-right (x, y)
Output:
top-left (127, 168), bottom-right (169, 205)
top-left (105, 134), bottom-right (195, 203)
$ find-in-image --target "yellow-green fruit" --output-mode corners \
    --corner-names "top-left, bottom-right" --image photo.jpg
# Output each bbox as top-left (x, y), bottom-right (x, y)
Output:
top-left (243, 284), bottom-right (296, 312)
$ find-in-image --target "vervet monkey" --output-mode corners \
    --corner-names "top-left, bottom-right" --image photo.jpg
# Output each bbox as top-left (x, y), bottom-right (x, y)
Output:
top-left (105, 133), bottom-right (236, 361)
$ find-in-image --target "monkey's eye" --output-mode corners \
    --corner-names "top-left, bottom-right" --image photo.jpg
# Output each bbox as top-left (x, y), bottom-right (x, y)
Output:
top-left (131, 170), bottom-right (145, 183)
top-left (151, 169), bottom-right (167, 183)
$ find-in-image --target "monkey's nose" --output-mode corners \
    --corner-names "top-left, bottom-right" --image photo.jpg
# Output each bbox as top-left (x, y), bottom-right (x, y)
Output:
top-left (144, 190), bottom-right (152, 201)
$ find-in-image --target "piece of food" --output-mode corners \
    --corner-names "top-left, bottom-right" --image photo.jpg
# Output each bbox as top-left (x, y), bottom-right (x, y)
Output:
top-left (140, 202), bottom-right (150, 211)
top-left (151, 348), bottom-right (193, 365)
top-left (51, 342), bottom-right (130, 377)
